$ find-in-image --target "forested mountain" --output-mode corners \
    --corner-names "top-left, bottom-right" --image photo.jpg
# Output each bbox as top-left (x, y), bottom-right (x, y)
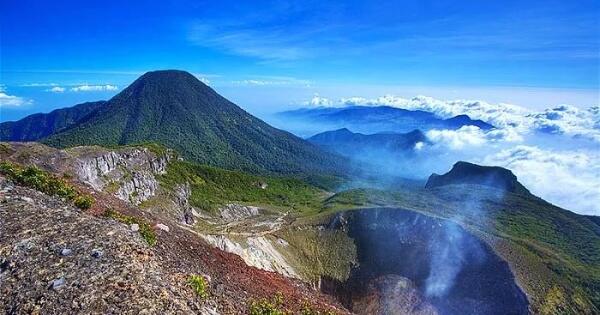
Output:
top-left (5, 70), bottom-right (347, 175)
top-left (0, 101), bottom-right (105, 141)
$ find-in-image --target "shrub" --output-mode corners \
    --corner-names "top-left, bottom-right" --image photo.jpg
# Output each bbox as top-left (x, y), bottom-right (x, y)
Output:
top-left (104, 209), bottom-right (157, 246)
top-left (248, 293), bottom-right (290, 315)
top-left (138, 223), bottom-right (157, 246)
top-left (74, 195), bottom-right (95, 210)
top-left (0, 161), bottom-right (93, 209)
top-left (301, 302), bottom-right (336, 315)
top-left (187, 274), bottom-right (209, 299)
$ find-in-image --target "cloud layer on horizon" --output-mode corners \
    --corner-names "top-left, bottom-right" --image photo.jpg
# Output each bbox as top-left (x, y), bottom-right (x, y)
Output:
top-left (482, 146), bottom-right (600, 216)
top-left (305, 94), bottom-right (600, 143)
top-left (299, 94), bottom-right (600, 215)
top-left (69, 84), bottom-right (118, 92)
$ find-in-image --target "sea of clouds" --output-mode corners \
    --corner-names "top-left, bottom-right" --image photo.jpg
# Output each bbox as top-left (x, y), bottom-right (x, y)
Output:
top-left (303, 95), bottom-right (600, 215)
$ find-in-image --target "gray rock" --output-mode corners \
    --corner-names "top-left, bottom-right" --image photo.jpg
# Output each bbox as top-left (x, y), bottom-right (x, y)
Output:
top-left (75, 148), bottom-right (170, 206)
top-left (219, 204), bottom-right (260, 222)
top-left (51, 277), bottom-right (66, 290)
top-left (19, 196), bottom-right (34, 203)
top-left (130, 223), bottom-right (140, 232)
top-left (60, 248), bottom-right (73, 256)
top-left (91, 248), bottom-right (104, 258)
top-left (155, 223), bottom-right (169, 232)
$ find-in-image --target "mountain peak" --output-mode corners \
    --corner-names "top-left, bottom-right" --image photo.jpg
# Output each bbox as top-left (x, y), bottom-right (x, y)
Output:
top-left (124, 70), bottom-right (209, 92)
top-left (425, 161), bottom-right (530, 194)
top-left (35, 70), bottom-right (346, 175)
top-left (137, 69), bottom-right (201, 82)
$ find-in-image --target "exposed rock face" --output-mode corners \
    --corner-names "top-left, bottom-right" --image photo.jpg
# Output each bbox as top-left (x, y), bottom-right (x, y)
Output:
top-left (200, 234), bottom-right (298, 278)
top-left (219, 203), bottom-right (260, 222)
top-left (74, 147), bottom-right (169, 205)
top-left (175, 183), bottom-right (196, 225)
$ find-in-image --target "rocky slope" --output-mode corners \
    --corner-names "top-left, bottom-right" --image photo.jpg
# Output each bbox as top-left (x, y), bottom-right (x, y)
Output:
top-left (0, 142), bottom-right (349, 314)
top-left (0, 177), bottom-right (201, 314)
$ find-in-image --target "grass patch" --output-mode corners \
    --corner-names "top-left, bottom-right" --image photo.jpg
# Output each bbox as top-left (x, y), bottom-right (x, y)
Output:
top-left (104, 180), bottom-right (120, 194)
top-left (248, 293), bottom-right (336, 315)
top-left (276, 229), bottom-right (356, 283)
top-left (104, 209), bottom-right (157, 246)
top-left (187, 274), bottom-right (209, 299)
top-left (248, 293), bottom-right (289, 315)
top-left (0, 160), bottom-right (94, 210)
top-left (158, 160), bottom-right (325, 214)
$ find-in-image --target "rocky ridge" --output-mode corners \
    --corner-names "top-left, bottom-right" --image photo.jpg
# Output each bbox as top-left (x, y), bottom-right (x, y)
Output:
top-left (0, 142), bottom-right (349, 314)
top-left (72, 146), bottom-right (170, 205)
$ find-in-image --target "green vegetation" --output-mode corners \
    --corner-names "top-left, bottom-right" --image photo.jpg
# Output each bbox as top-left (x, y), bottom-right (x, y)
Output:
top-left (39, 70), bottom-right (346, 176)
top-left (104, 209), bottom-right (157, 246)
top-left (73, 195), bottom-right (94, 210)
top-left (0, 143), bottom-right (12, 154)
top-left (248, 294), bottom-right (289, 315)
top-left (159, 160), bottom-right (325, 213)
top-left (276, 229), bottom-right (356, 283)
top-left (0, 101), bottom-right (106, 142)
top-left (104, 180), bottom-right (120, 194)
top-left (248, 294), bottom-right (335, 315)
top-left (0, 160), bottom-right (94, 210)
top-left (321, 188), bottom-right (400, 213)
top-left (300, 303), bottom-right (336, 315)
top-left (187, 274), bottom-right (209, 299)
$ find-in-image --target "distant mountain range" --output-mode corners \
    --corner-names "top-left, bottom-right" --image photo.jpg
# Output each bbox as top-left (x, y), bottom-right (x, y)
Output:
top-left (0, 101), bottom-right (106, 141)
top-left (0, 70), bottom-right (346, 175)
top-left (307, 128), bottom-right (427, 157)
top-left (277, 105), bottom-right (493, 136)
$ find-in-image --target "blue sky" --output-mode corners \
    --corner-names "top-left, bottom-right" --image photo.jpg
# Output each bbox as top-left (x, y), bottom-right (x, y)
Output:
top-left (1, 0), bottom-right (599, 121)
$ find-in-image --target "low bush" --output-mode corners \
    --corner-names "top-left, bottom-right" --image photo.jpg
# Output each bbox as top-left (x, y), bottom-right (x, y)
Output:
top-left (0, 161), bottom-right (94, 210)
top-left (104, 209), bottom-right (157, 246)
top-left (187, 274), bottom-right (209, 299)
top-left (248, 293), bottom-right (290, 315)
top-left (74, 195), bottom-right (95, 210)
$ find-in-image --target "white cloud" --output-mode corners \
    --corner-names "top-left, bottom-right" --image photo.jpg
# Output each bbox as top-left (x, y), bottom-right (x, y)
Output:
top-left (482, 146), bottom-right (600, 215)
top-left (231, 77), bottom-right (311, 87)
top-left (340, 95), bottom-right (531, 130)
top-left (232, 80), bottom-right (275, 86)
top-left (0, 92), bottom-right (32, 107)
top-left (527, 105), bottom-right (600, 142)
top-left (313, 94), bottom-right (600, 143)
top-left (70, 84), bottom-right (119, 92)
top-left (426, 126), bottom-right (488, 149)
top-left (21, 83), bottom-right (60, 87)
top-left (46, 86), bottom-right (66, 93)
top-left (299, 93), bottom-right (599, 215)
top-left (304, 94), bottom-right (333, 107)
top-left (425, 125), bottom-right (523, 150)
